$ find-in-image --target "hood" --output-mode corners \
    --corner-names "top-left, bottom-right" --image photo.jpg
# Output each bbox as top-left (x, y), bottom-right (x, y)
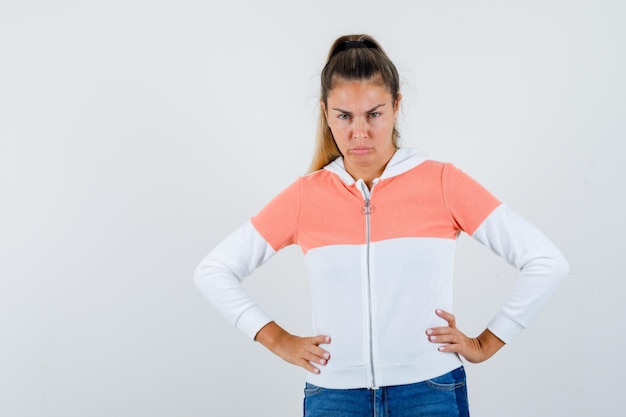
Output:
top-left (323, 147), bottom-right (428, 185)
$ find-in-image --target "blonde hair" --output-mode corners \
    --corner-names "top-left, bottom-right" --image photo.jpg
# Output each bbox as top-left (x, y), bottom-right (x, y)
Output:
top-left (308, 34), bottom-right (401, 173)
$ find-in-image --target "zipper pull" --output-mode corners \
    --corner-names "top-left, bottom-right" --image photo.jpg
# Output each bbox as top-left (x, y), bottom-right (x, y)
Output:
top-left (361, 199), bottom-right (375, 215)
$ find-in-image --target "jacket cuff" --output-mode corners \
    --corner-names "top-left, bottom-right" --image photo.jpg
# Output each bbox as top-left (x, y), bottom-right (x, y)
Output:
top-left (235, 306), bottom-right (273, 340)
top-left (487, 311), bottom-right (525, 344)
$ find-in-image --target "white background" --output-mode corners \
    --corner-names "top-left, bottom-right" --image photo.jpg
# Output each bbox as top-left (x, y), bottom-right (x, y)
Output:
top-left (1, 1), bottom-right (624, 416)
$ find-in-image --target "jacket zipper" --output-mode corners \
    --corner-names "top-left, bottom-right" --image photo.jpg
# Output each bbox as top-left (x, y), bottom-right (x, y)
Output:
top-left (358, 179), bottom-right (378, 389)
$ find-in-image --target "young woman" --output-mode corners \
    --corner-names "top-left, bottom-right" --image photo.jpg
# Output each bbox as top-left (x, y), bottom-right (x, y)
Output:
top-left (194, 34), bottom-right (569, 416)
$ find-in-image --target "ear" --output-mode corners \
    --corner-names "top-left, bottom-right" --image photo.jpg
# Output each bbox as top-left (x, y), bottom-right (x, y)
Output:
top-left (320, 100), bottom-right (330, 127)
top-left (393, 94), bottom-right (403, 118)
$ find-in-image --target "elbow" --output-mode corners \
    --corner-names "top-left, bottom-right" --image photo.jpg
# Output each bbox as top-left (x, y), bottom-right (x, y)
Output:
top-left (193, 258), bottom-right (220, 306)
top-left (193, 256), bottom-right (216, 291)
top-left (533, 229), bottom-right (570, 283)
top-left (521, 249), bottom-right (570, 283)
top-left (193, 255), bottom-right (241, 295)
top-left (193, 258), bottom-right (220, 290)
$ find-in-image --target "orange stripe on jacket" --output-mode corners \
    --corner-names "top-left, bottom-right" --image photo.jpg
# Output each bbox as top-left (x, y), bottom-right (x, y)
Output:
top-left (251, 161), bottom-right (500, 254)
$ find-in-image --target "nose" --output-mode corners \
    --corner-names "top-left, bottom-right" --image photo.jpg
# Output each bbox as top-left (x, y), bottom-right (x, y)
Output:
top-left (352, 118), bottom-right (367, 139)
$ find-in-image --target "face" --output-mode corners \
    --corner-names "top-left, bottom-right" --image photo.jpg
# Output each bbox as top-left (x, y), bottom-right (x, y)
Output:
top-left (323, 77), bottom-right (401, 179)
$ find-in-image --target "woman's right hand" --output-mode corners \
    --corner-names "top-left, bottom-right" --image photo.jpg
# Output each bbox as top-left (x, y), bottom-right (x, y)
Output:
top-left (255, 321), bottom-right (331, 374)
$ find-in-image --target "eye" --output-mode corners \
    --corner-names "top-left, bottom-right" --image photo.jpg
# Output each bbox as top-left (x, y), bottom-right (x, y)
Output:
top-left (337, 114), bottom-right (350, 120)
top-left (369, 111), bottom-right (381, 118)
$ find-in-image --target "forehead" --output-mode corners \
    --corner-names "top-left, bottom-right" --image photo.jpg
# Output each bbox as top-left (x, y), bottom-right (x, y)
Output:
top-left (327, 77), bottom-right (392, 107)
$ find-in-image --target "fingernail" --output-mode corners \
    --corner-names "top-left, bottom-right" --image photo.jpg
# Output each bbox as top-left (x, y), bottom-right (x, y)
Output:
top-left (313, 368), bottom-right (320, 374)
top-left (324, 353), bottom-right (330, 359)
top-left (426, 329), bottom-right (433, 335)
top-left (438, 346), bottom-right (445, 351)
top-left (429, 336), bottom-right (437, 341)
top-left (325, 336), bottom-right (331, 343)
top-left (320, 359), bottom-right (327, 365)
top-left (436, 309), bottom-right (443, 314)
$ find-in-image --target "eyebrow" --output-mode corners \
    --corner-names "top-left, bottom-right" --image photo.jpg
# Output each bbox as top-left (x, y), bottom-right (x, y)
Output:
top-left (331, 103), bottom-right (386, 116)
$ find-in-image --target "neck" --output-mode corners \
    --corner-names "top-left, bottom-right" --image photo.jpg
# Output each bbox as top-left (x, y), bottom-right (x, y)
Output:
top-left (344, 149), bottom-right (396, 189)
top-left (347, 168), bottom-right (379, 190)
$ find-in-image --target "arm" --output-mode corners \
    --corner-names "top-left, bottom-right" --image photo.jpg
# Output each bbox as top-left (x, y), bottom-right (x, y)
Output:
top-left (194, 175), bottom-right (335, 373)
top-left (427, 206), bottom-right (569, 361)
top-left (194, 180), bottom-right (302, 339)
top-left (430, 165), bottom-right (569, 361)
top-left (471, 204), bottom-right (570, 343)
top-left (193, 221), bottom-right (276, 339)
top-left (194, 222), bottom-right (332, 373)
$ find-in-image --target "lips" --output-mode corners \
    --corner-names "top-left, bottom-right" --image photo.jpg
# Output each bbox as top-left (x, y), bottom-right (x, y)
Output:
top-left (350, 147), bottom-right (372, 155)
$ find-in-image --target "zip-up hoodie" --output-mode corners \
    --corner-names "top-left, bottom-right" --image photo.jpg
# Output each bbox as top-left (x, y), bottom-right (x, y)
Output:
top-left (194, 148), bottom-right (569, 389)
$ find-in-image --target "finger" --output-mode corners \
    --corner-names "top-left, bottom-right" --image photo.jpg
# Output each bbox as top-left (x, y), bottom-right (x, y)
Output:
top-left (426, 326), bottom-right (462, 337)
top-left (310, 335), bottom-right (331, 346)
top-left (436, 343), bottom-right (461, 354)
top-left (306, 344), bottom-right (331, 362)
top-left (299, 359), bottom-right (322, 374)
top-left (306, 335), bottom-right (331, 362)
top-left (302, 350), bottom-right (329, 366)
top-left (427, 333), bottom-right (460, 345)
top-left (301, 343), bottom-right (330, 365)
top-left (436, 309), bottom-right (457, 328)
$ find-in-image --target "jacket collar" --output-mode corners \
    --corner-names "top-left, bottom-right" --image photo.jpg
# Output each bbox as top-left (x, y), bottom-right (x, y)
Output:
top-left (323, 147), bottom-right (428, 185)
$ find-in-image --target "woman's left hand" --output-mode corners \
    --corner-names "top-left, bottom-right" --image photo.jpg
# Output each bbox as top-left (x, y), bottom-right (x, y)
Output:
top-left (425, 309), bottom-right (505, 363)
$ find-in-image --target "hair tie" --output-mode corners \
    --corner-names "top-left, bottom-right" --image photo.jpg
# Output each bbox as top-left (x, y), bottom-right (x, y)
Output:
top-left (330, 39), bottom-right (377, 59)
top-left (345, 40), bottom-right (368, 50)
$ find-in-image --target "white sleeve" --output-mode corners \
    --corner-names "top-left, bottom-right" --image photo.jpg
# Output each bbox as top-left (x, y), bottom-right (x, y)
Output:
top-left (471, 204), bottom-right (570, 343)
top-left (193, 220), bottom-right (276, 339)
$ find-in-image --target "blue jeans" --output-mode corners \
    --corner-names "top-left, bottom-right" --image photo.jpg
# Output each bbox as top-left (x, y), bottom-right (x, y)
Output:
top-left (303, 366), bottom-right (469, 417)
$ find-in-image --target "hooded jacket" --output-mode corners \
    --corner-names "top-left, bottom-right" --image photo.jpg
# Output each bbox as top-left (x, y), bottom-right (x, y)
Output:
top-left (194, 148), bottom-right (569, 389)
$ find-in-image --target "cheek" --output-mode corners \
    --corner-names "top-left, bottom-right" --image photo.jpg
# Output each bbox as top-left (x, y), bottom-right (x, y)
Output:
top-left (332, 134), bottom-right (349, 149)
top-left (330, 123), bottom-right (350, 138)
top-left (376, 118), bottom-right (396, 132)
